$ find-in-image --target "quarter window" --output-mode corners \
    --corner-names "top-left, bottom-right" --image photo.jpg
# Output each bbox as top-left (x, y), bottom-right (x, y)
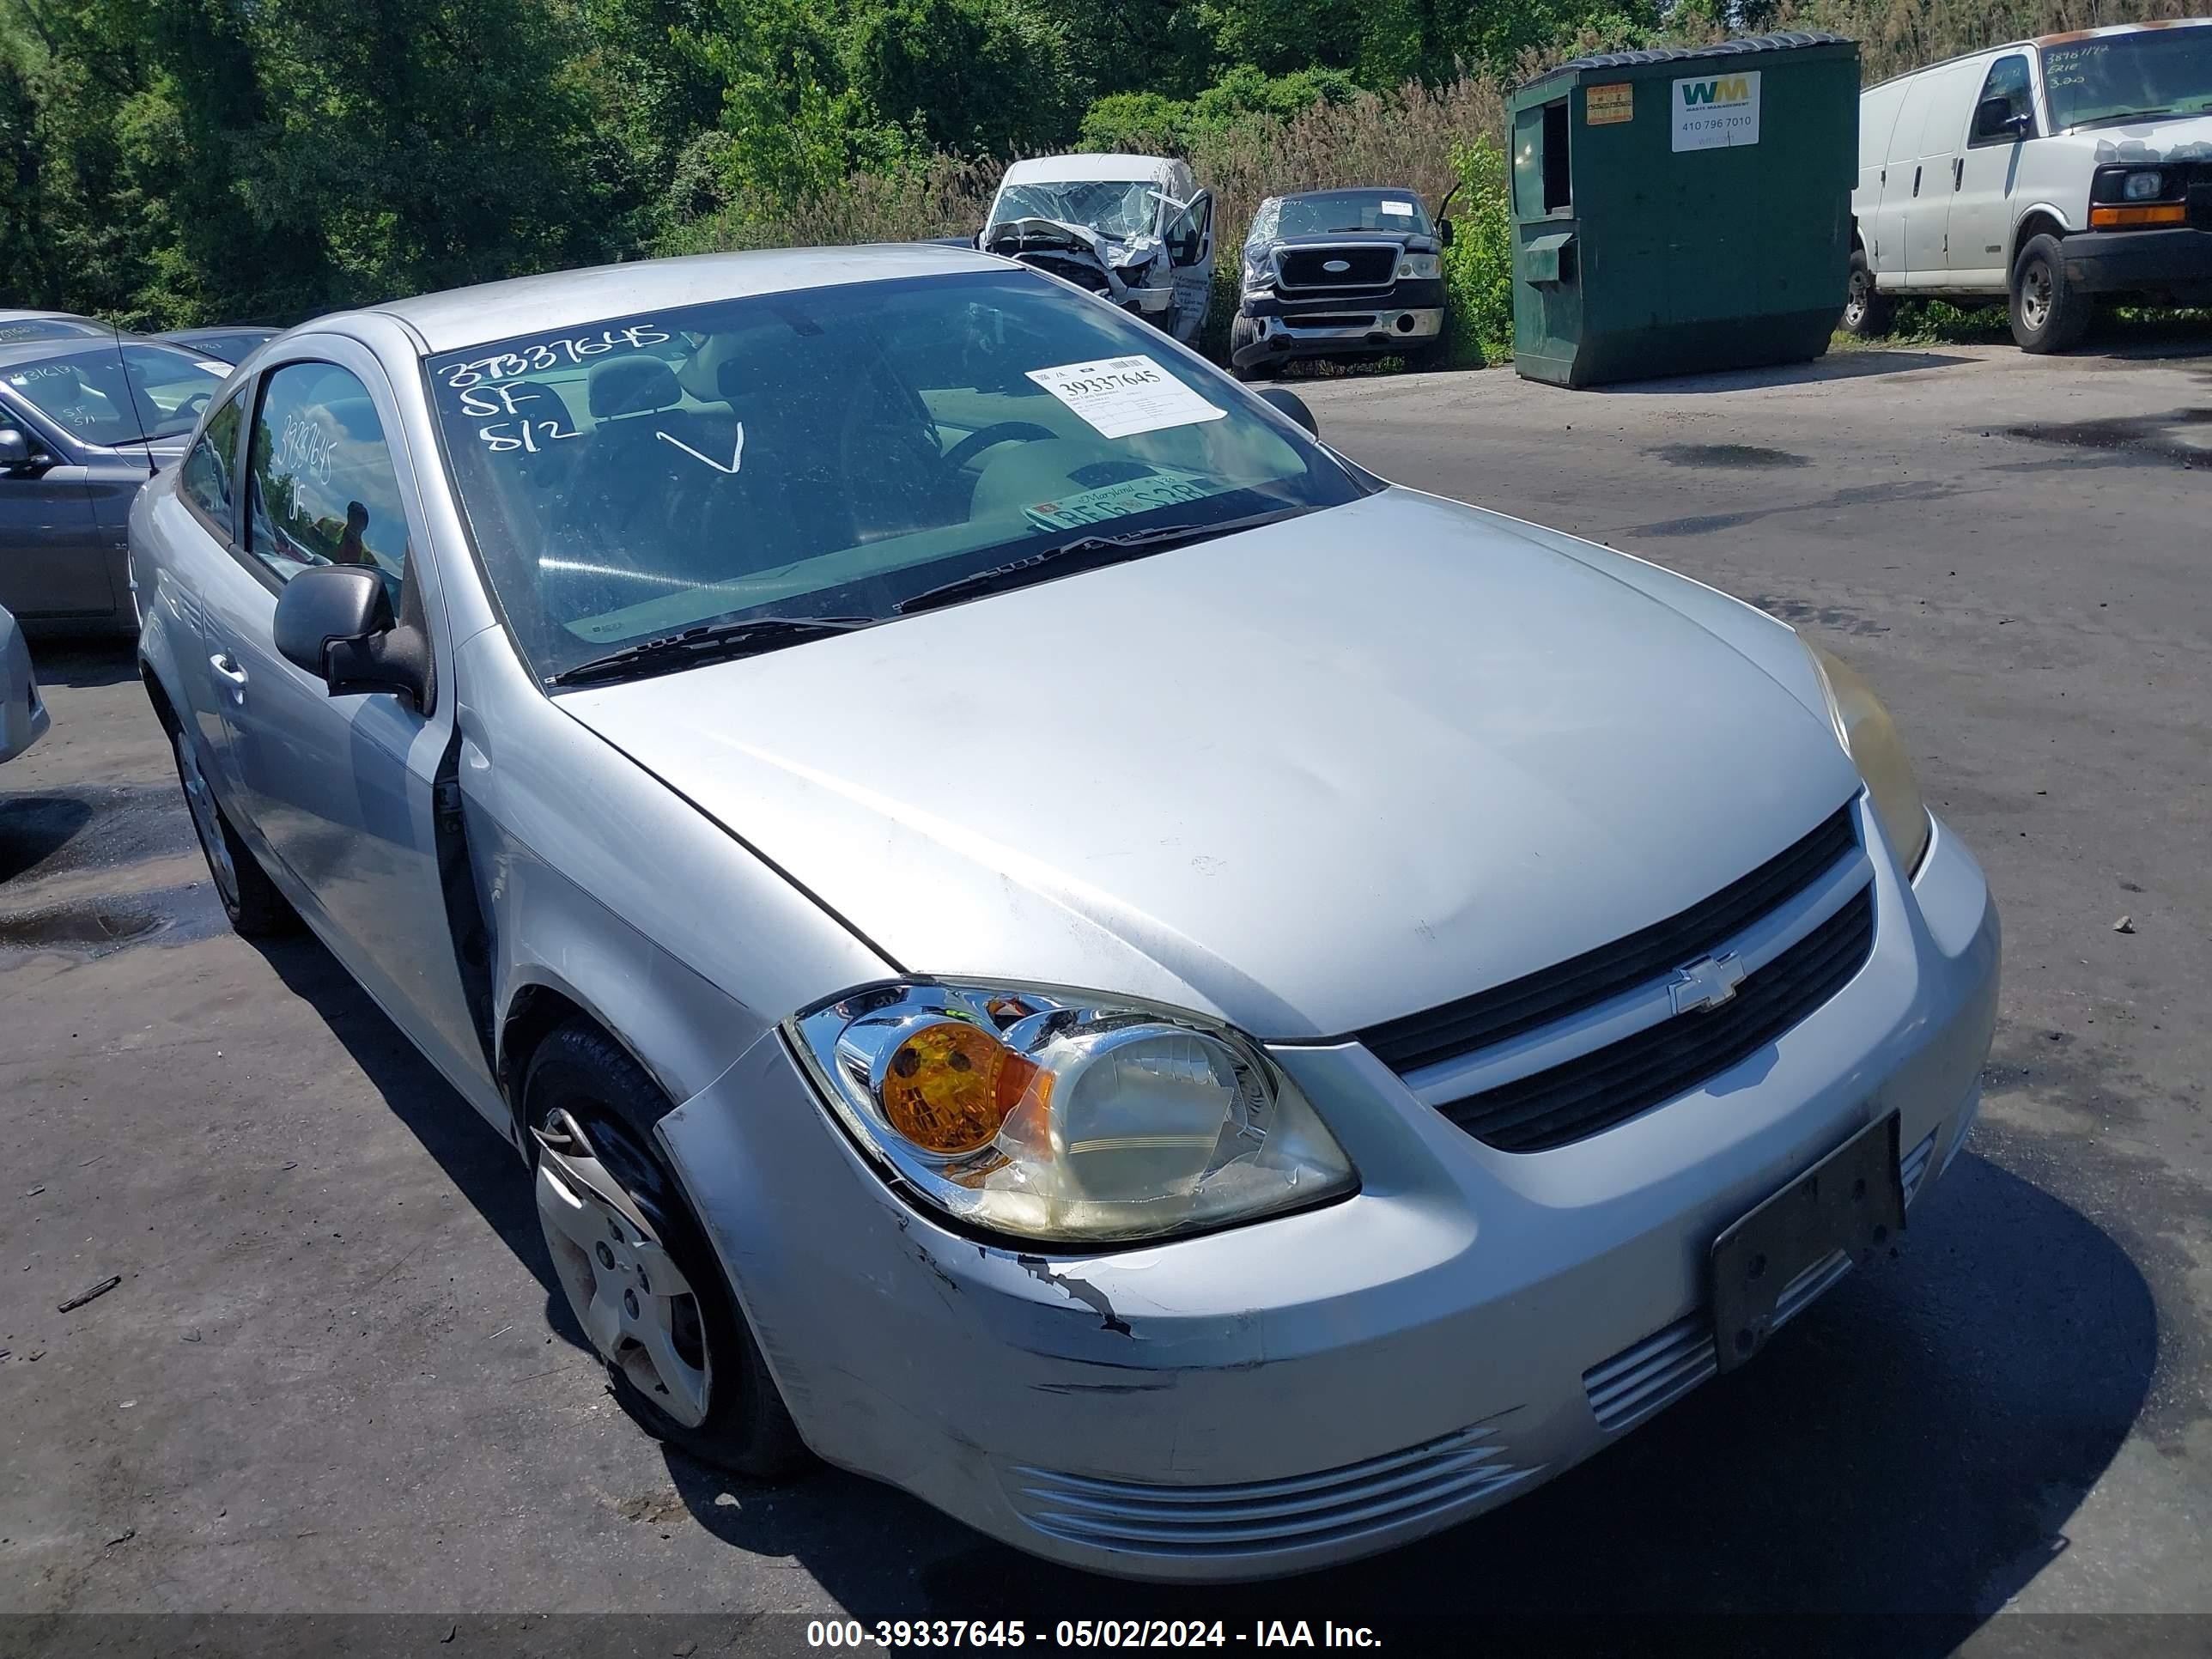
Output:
top-left (1971, 55), bottom-right (2036, 143)
top-left (245, 362), bottom-right (410, 592)
top-left (180, 397), bottom-right (243, 530)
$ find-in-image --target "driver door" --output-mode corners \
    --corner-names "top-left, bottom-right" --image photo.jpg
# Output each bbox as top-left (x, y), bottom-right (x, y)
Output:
top-left (0, 400), bottom-right (112, 622)
top-left (1166, 190), bottom-right (1216, 346)
top-left (194, 337), bottom-right (496, 1106)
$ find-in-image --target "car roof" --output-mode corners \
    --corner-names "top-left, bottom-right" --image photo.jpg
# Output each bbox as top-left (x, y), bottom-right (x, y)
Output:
top-left (1000, 154), bottom-right (1187, 188)
top-left (356, 244), bottom-right (1015, 356)
top-left (1865, 15), bottom-right (2212, 90)
top-left (1275, 186), bottom-right (1424, 202)
top-left (0, 335), bottom-right (204, 370)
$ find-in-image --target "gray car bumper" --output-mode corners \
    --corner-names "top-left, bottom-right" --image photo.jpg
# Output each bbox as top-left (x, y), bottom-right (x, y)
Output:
top-left (658, 805), bottom-right (1997, 1582)
top-left (1235, 307), bottom-right (1443, 367)
top-left (0, 619), bottom-right (49, 764)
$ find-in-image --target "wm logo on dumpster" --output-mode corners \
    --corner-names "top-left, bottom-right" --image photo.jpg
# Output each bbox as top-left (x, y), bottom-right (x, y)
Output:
top-left (1680, 76), bottom-right (1753, 107)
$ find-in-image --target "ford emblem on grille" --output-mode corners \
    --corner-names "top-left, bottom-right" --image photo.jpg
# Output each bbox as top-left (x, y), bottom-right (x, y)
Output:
top-left (1323, 258), bottom-right (1352, 273)
top-left (1668, 953), bottom-right (1745, 1016)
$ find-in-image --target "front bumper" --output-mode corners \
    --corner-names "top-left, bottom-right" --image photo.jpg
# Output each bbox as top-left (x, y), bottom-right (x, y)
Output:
top-left (0, 639), bottom-right (48, 765)
top-left (2059, 227), bottom-right (2212, 300)
top-left (1234, 302), bottom-right (1444, 366)
top-left (659, 805), bottom-right (1998, 1582)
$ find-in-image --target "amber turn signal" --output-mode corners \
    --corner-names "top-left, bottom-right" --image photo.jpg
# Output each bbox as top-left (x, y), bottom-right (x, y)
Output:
top-left (879, 1020), bottom-right (1049, 1156)
top-left (2088, 204), bottom-right (2186, 228)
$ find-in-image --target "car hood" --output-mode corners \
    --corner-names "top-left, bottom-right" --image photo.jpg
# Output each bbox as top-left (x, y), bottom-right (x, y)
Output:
top-left (2085, 112), bottom-right (2212, 161)
top-left (558, 489), bottom-right (1859, 1039)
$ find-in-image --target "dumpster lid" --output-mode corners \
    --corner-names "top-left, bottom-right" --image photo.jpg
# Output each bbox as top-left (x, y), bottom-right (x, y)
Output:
top-left (1519, 30), bottom-right (1853, 92)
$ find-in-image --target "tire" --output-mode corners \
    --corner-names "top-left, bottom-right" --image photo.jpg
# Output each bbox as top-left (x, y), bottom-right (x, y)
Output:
top-left (1228, 313), bottom-right (1269, 381)
top-left (1840, 248), bottom-right (1893, 338)
top-left (171, 726), bottom-right (299, 937)
top-left (526, 1021), bottom-right (808, 1480)
top-left (2010, 234), bottom-right (2093, 353)
top-left (1401, 339), bottom-right (1449, 373)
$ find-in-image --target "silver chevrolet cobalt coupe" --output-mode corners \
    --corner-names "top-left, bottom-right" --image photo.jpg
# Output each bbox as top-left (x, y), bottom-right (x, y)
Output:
top-left (131, 246), bottom-right (1998, 1581)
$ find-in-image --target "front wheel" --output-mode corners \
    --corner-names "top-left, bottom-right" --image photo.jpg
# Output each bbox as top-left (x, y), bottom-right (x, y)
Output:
top-left (1840, 249), bottom-right (1893, 337)
top-left (1228, 313), bottom-right (1270, 381)
top-left (527, 1022), bottom-right (807, 1480)
top-left (2010, 234), bottom-right (2093, 353)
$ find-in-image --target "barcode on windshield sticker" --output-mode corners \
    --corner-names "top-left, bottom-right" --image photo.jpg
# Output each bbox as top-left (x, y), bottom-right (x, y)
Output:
top-left (1025, 356), bottom-right (1225, 441)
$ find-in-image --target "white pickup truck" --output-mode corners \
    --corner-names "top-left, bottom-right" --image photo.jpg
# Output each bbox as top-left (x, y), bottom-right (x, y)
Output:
top-left (1846, 18), bottom-right (2212, 350)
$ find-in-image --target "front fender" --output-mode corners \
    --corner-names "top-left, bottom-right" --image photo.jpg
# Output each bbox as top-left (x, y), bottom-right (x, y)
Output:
top-left (452, 625), bottom-right (892, 1139)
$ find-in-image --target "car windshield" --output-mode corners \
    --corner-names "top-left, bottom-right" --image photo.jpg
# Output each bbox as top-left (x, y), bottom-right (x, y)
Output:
top-left (1, 343), bottom-right (228, 447)
top-left (0, 317), bottom-right (109, 344)
top-left (2040, 29), bottom-right (2212, 128)
top-left (426, 269), bottom-right (1366, 683)
top-left (988, 180), bottom-right (1165, 240)
top-left (1276, 191), bottom-right (1432, 237)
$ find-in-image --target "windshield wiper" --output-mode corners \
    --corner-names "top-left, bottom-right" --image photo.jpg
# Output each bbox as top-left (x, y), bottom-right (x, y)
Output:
top-left (896, 507), bottom-right (1304, 617)
top-left (546, 615), bottom-right (878, 687)
top-left (2081, 106), bottom-right (2174, 126)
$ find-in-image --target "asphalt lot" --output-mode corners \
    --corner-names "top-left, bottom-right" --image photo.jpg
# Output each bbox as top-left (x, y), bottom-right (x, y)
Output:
top-left (2, 336), bottom-right (2209, 1648)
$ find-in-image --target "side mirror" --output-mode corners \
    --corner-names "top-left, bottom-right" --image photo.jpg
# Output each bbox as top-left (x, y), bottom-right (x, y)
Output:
top-left (1975, 95), bottom-right (2031, 141)
top-left (1437, 219), bottom-right (1455, 248)
top-left (1255, 386), bottom-right (1318, 438)
top-left (0, 428), bottom-right (31, 471)
top-left (273, 564), bottom-right (428, 705)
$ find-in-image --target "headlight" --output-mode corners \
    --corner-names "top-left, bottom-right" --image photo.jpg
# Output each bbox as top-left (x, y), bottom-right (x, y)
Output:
top-left (2123, 169), bottom-right (2164, 200)
top-left (1802, 637), bottom-right (1931, 874)
top-left (787, 982), bottom-right (1356, 1244)
top-left (1398, 253), bottom-right (1442, 280)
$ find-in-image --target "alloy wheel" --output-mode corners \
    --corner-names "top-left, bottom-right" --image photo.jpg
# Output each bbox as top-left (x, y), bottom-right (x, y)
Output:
top-left (533, 1108), bottom-right (714, 1429)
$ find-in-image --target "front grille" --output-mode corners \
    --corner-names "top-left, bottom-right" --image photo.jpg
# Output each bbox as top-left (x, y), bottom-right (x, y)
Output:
top-left (1018, 252), bottom-right (1109, 294)
top-left (1583, 1312), bottom-right (1716, 1432)
top-left (1006, 1421), bottom-right (1534, 1559)
top-left (1438, 885), bottom-right (1875, 1152)
top-left (1362, 806), bottom-right (1856, 1076)
top-left (1277, 246), bottom-right (1398, 290)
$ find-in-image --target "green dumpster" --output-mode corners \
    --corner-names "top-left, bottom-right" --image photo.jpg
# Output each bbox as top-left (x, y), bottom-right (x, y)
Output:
top-left (1505, 32), bottom-right (1861, 387)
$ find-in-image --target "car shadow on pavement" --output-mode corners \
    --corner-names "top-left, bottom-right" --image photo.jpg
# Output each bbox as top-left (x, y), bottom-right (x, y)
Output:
top-left (0, 793), bottom-right (94, 882)
top-left (1588, 349), bottom-right (1976, 397)
top-left (16, 635), bottom-right (139, 690)
top-left (246, 930), bottom-right (592, 1357)
top-left (660, 1146), bottom-right (2154, 1644)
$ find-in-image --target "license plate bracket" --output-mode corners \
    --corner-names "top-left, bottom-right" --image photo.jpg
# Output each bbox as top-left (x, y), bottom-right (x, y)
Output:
top-left (1710, 1113), bottom-right (1904, 1374)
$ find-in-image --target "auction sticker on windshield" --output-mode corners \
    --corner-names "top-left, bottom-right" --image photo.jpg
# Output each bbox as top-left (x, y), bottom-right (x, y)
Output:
top-left (1026, 355), bottom-right (1225, 441)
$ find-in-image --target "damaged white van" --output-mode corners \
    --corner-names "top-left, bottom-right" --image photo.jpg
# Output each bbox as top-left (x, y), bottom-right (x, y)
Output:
top-left (980, 154), bottom-right (1216, 344)
top-left (1846, 19), bottom-right (2212, 351)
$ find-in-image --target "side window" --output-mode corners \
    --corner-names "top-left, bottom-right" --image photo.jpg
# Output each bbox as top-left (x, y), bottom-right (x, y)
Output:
top-left (179, 396), bottom-right (243, 531)
top-left (1971, 55), bottom-right (2036, 143)
top-left (245, 362), bottom-right (410, 593)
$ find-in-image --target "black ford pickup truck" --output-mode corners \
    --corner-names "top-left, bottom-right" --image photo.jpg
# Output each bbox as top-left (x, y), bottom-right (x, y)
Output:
top-left (1230, 186), bottom-right (1452, 379)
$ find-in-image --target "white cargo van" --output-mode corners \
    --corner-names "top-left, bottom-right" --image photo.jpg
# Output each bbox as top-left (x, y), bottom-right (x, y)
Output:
top-left (1846, 19), bottom-right (2212, 350)
top-left (978, 155), bottom-right (1216, 345)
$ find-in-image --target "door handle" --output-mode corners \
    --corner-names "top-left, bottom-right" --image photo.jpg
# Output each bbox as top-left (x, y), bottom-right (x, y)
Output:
top-left (1954, 156), bottom-right (1964, 190)
top-left (1912, 165), bottom-right (1922, 197)
top-left (210, 652), bottom-right (249, 690)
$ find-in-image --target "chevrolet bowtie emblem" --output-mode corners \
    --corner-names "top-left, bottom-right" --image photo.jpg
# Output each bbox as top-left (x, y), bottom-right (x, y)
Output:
top-left (1668, 953), bottom-right (1745, 1016)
